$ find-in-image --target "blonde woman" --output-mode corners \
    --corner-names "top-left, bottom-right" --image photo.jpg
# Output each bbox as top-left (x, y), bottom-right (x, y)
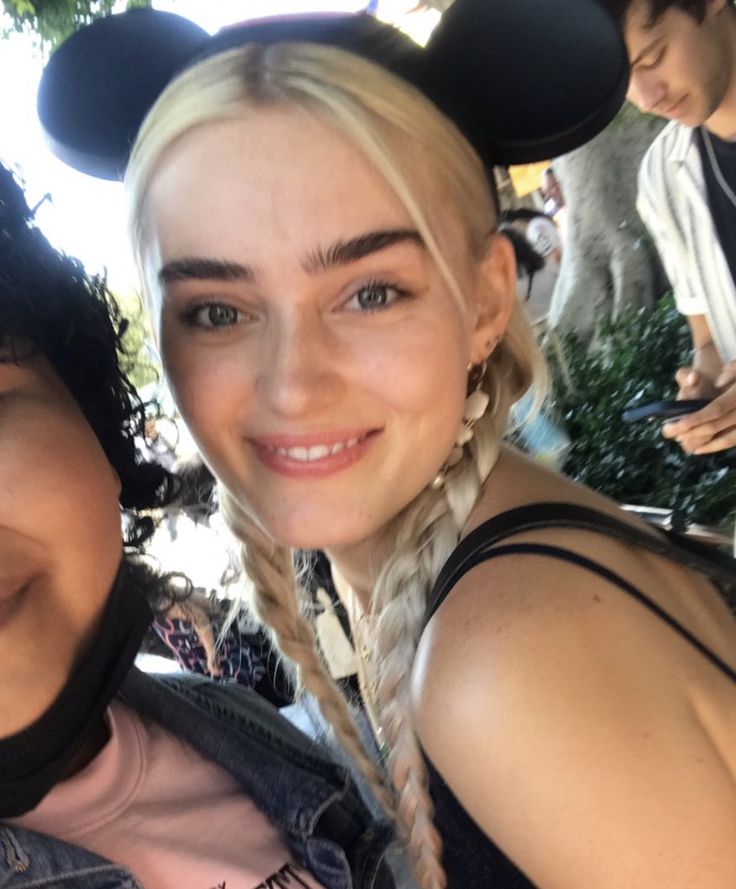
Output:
top-left (40, 5), bottom-right (736, 888)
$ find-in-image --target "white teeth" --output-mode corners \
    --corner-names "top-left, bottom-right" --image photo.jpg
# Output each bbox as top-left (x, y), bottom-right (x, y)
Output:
top-left (308, 445), bottom-right (331, 460)
top-left (269, 436), bottom-right (364, 462)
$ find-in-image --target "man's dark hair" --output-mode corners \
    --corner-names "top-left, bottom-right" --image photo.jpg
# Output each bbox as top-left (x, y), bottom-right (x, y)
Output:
top-left (0, 162), bottom-right (178, 550)
top-left (601, 0), bottom-right (708, 27)
top-left (500, 208), bottom-right (554, 226)
top-left (497, 225), bottom-right (545, 301)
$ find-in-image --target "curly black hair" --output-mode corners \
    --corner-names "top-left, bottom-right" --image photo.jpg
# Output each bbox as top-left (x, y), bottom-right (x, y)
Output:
top-left (0, 162), bottom-right (179, 550)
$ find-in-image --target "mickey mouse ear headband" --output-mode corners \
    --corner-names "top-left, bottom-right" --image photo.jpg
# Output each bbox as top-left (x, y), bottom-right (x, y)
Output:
top-left (38, 0), bottom-right (629, 182)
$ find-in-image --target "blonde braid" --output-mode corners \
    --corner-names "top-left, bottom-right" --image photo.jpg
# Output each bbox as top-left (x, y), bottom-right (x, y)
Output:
top-left (367, 367), bottom-right (509, 889)
top-left (219, 487), bottom-right (396, 818)
top-left (371, 508), bottom-right (454, 889)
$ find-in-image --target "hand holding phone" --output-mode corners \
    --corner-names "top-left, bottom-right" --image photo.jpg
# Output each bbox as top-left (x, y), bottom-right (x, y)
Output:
top-left (622, 399), bottom-right (711, 423)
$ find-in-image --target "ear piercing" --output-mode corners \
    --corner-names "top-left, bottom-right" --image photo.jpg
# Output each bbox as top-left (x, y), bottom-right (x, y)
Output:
top-left (431, 360), bottom-right (489, 490)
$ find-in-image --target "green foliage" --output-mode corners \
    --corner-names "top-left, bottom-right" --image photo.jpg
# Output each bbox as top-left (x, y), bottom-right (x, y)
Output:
top-left (115, 292), bottom-right (160, 391)
top-left (548, 296), bottom-right (736, 529)
top-left (2, 0), bottom-right (151, 52)
top-left (609, 99), bottom-right (667, 134)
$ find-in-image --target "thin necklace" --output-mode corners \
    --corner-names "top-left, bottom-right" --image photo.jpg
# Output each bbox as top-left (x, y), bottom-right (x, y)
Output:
top-left (702, 127), bottom-right (736, 211)
top-left (347, 588), bottom-right (384, 742)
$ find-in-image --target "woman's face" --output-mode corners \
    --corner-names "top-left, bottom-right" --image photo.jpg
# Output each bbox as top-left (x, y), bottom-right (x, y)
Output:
top-left (145, 108), bottom-right (507, 552)
top-left (0, 350), bottom-right (123, 736)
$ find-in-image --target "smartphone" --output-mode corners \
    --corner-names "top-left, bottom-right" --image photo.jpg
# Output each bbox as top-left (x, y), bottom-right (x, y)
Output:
top-left (622, 399), bottom-right (711, 423)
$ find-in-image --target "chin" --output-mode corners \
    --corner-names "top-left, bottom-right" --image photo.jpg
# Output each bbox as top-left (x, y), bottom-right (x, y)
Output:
top-left (272, 525), bottom-right (367, 553)
top-left (261, 510), bottom-right (380, 554)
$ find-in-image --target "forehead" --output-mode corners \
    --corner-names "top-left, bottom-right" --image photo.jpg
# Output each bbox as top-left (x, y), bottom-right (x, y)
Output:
top-left (624, 0), bottom-right (684, 46)
top-left (145, 107), bottom-right (418, 262)
top-left (624, 0), bottom-right (659, 32)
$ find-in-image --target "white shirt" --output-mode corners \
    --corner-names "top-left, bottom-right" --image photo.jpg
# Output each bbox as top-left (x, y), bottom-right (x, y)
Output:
top-left (525, 216), bottom-right (562, 259)
top-left (637, 121), bottom-right (736, 362)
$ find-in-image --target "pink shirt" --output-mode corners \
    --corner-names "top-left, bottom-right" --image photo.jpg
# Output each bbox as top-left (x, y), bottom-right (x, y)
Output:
top-left (12, 699), bottom-right (324, 889)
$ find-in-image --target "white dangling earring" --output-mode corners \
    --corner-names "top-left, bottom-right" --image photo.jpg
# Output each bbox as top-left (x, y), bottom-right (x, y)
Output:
top-left (431, 359), bottom-right (490, 490)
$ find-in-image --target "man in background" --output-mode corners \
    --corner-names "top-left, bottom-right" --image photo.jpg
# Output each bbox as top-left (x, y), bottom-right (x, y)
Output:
top-left (606, 0), bottom-right (736, 454)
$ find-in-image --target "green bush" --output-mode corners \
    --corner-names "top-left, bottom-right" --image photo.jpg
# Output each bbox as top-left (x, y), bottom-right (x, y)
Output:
top-left (116, 293), bottom-right (160, 391)
top-left (547, 296), bottom-right (736, 530)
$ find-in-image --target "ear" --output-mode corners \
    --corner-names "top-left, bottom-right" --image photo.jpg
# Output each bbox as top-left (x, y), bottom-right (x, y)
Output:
top-left (469, 234), bottom-right (517, 365)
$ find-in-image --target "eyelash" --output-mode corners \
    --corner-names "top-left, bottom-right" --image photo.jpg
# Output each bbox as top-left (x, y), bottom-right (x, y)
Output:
top-left (181, 279), bottom-right (411, 330)
top-left (183, 302), bottom-right (244, 330)
top-left (642, 48), bottom-right (665, 69)
top-left (345, 279), bottom-right (411, 313)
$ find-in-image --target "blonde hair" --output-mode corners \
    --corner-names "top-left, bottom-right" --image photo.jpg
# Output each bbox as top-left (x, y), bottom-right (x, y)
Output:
top-left (127, 41), bottom-right (544, 889)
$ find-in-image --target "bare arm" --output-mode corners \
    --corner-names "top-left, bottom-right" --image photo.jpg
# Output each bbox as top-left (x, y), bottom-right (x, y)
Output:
top-left (413, 552), bottom-right (736, 888)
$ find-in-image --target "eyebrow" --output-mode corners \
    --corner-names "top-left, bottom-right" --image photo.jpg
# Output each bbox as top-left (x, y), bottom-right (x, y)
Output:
top-left (159, 258), bottom-right (256, 285)
top-left (158, 228), bottom-right (426, 286)
top-left (630, 36), bottom-right (663, 68)
top-left (303, 228), bottom-right (425, 273)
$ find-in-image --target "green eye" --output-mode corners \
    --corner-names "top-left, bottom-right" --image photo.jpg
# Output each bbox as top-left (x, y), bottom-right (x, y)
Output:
top-left (357, 285), bottom-right (390, 309)
top-left (207, 305), bottom-right (238, 326)
top-left (347, 280), bottom-right (410, 313)
top-left (187, 303), bottom-right (240, 328)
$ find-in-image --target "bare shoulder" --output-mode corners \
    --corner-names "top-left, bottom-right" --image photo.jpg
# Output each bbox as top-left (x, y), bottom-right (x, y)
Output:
top-left (412, 540), bottom-right (736, 887)
top-left (412, 540), bottom-right (671, 734)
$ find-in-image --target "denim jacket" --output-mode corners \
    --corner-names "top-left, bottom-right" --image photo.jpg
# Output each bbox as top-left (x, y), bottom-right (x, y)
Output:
top-left (0, 667), bottom-right (394, 889)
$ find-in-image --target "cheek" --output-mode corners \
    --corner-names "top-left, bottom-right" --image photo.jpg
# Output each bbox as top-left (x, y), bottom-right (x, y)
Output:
top-left (162, 337), bottom-right (249, 455)
top-left (32, 419), bottom-right (122, 559)
top-left (361, 315), bottom-right (469, 431)
top-left (1, 412), bottom-right (122, 645)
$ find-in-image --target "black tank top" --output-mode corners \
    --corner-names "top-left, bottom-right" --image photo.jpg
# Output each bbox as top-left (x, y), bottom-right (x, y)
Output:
top-left (420, 502), bottom-right (736, 889)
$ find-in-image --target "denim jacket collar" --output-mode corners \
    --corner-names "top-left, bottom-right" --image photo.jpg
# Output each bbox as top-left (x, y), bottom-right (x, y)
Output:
top-left (119, 668), bottom-right (355, 838)
top-left (1, 669), bottom-right (394, 889)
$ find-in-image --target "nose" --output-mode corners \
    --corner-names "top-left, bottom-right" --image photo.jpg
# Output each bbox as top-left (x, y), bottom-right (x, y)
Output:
top-left (259, 307), bottom-right (343, 418)
top-left (628, 71), bottom-right (667, 114)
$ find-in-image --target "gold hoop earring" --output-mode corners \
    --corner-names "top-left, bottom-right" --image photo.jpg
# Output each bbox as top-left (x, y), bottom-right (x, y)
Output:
top-left (431, 360), bottom-right (489, 490)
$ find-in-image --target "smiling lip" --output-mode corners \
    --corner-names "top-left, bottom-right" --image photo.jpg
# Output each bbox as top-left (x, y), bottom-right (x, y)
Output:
top-left (249, 429), bottom-right (381, 478)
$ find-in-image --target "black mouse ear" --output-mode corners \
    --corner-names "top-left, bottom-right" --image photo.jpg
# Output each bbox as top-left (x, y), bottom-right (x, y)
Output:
top-left (38, 2), bottom-right (628, 181)
top-left (421, 0), bottom-right (629, 165)
top-left (38, 8), bottom-right (209, 181)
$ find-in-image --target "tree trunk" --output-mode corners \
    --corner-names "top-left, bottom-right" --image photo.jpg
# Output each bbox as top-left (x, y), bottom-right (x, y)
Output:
top-left (548, 107), bottom-right (668, 338)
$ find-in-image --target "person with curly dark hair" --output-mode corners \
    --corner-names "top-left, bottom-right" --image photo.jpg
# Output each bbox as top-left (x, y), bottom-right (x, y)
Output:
top-left (0, 162), bottom-right (394, 889)
top-left (0, 169), bottom-right (177, 550)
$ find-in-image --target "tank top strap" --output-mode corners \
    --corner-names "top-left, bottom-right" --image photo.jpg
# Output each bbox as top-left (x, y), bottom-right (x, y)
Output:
top-left (426, 502), bottom-right (736, 626)
top-left (423, 502), bottom-right (736, 683)
top-left (461, 541), bottom-right (736, 684)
